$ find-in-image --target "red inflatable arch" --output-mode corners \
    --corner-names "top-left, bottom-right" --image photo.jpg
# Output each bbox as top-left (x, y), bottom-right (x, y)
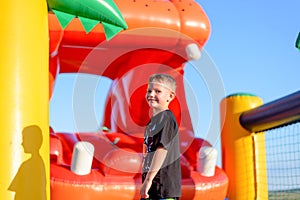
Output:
top-left (49, 0), bottom-right (228, 199)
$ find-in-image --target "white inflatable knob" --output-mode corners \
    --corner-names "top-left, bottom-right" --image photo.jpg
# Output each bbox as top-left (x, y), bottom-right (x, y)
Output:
top-left (186, 43), bottom-right (201, 60)
top-left (71, 141), bottom-right (94, 175)
top-left (197, 146), bottom-right (217, 177)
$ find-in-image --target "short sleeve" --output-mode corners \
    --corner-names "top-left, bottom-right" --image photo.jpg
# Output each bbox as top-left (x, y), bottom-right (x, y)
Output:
top-left (158, 111), bottom-right (178, 150)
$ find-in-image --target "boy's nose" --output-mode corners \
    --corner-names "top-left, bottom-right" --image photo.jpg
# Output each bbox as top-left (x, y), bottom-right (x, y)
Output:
top-left (150, 90), bottom-right (156, 97)
top-left (147, 90), bottom-right (153, 97)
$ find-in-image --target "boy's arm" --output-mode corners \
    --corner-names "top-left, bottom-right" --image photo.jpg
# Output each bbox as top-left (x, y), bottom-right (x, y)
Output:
top-left (140, 146), bottom-right (167, 198)
top-left (146, 146), bottom-right (167, 180)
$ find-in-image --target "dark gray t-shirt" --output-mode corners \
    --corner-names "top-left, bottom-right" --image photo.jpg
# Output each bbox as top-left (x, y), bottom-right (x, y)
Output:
top-left (142, 110), bottom-right (181, 198)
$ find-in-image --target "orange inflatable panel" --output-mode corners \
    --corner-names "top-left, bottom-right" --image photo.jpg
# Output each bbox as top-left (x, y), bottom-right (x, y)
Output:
top-left (50, 132), bottom-right (228, 200)
top-left (48, 0), bottom-right (210, 76)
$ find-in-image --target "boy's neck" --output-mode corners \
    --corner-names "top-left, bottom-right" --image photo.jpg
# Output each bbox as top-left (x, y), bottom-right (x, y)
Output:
top-left (152, 108), bottom-right (169, 116)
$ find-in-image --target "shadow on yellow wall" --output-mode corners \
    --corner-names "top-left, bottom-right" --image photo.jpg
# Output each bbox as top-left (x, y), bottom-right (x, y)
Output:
top-left (8, 125), bottom-right (46, 200)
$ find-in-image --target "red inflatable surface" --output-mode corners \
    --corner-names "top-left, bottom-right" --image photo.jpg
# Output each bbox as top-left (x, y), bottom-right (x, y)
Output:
top-left (49, 0), bottom-right (228, 199)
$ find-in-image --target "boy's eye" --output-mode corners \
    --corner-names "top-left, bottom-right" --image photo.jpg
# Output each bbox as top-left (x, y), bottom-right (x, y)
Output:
top-left (146, 89), bottom-right (161, 94)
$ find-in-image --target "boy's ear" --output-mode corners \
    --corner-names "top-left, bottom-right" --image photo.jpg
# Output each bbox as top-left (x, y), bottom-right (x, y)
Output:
top-left (169, 92), bottom-right (175, 100)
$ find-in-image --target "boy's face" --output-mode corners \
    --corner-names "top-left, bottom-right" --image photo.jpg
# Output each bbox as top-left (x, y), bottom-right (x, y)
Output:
top-left (145, 82), bottom-right (174, 113)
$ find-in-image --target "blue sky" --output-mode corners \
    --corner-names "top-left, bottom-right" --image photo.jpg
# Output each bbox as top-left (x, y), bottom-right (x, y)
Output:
top-left (50, 1), bottom-right (300, 144)
top-left (186, 1), bottom-right (300, 144)
top-left (199, 0), bottom-right (300, 100)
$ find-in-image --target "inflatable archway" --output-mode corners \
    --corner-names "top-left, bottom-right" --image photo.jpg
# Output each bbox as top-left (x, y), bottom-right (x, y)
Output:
top-left (1, 0), bottom-right (228, 199)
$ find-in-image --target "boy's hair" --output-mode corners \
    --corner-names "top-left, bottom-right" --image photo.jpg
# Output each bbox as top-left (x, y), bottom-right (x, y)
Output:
top-left (148, 74), bottom-right (177, 93)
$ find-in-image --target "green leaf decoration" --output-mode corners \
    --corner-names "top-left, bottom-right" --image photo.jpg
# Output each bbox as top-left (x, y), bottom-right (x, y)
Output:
top-left (296, 32), bottom-right (300, 51)
top-left (48, 0), bottom-right (128, 40)
top-left (52, 9), bottom-right (75, 29)
top-left (79, 16), bottom-right (99, 33)
top-left (102, 21), bottom-right (124, 41)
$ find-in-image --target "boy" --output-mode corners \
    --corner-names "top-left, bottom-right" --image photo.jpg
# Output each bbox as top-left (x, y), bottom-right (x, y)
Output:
top-left (140, 74), bottom-right (181, 200)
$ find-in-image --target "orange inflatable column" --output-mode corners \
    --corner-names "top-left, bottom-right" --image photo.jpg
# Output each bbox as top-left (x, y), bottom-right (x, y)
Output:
top-left (220, 94), bottom-right (268, 199)
top-left (0, 1), bottom-right (49, 200)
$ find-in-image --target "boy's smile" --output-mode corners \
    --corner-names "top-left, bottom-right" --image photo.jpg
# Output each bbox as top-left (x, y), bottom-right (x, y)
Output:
top-left (145, 82), bottom-right (174, 115)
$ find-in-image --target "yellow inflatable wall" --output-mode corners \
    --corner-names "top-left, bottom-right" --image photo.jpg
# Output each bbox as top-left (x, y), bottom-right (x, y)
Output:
top-left (0, 1), bottom-right (49, 200)
top-left (220, 94), bottom-right (268, 199)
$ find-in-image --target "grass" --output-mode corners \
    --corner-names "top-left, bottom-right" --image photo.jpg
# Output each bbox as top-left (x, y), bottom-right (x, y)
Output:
top-left (269, 189), bottom-right (300, 200)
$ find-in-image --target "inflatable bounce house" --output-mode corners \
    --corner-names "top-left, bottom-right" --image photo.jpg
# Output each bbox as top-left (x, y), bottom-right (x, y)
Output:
top-left (0, 0), bottom-right (228, 199)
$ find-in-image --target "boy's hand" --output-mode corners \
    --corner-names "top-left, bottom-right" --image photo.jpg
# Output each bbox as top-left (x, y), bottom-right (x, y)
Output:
top-left (140, 147), bottom-right (167, 199)
top-left (140, 180), bottom-right (151, 199)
